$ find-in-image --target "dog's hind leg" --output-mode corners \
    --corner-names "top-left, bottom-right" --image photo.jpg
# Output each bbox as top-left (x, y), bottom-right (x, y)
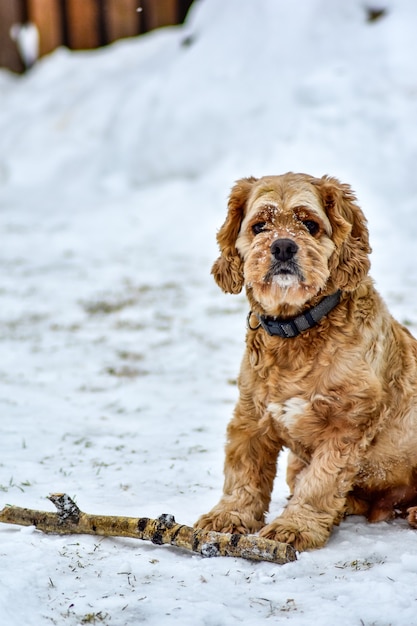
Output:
top-left (286, 451), bottom-right (307, 494)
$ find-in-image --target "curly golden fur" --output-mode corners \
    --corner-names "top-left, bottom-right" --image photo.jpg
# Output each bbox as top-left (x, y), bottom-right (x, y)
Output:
top-left (196, 172), bottom-right (417, 550)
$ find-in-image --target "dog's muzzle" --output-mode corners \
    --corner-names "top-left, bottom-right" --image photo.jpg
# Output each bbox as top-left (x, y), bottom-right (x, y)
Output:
top-left (265, 238), bottom-right (303, 282)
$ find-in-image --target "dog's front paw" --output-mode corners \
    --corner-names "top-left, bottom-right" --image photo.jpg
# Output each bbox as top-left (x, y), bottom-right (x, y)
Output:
top-left (259, 513), bottom-right (332, 551)
top-left (407, 506), bottom-right (417, 528)
top-left (195, 505), bottom-right (264, 535)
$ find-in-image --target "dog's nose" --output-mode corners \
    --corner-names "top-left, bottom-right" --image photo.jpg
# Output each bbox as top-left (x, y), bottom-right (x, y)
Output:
top-left (270, 238), bottom-right (298, 262)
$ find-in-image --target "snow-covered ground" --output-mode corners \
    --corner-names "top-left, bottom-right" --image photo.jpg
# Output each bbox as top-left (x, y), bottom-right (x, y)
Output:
top-left (1, 0), bottom-right (417, 624)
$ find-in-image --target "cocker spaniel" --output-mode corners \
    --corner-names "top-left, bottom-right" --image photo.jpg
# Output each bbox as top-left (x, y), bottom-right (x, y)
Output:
top-left (196, 173), bottom-right (417, 550)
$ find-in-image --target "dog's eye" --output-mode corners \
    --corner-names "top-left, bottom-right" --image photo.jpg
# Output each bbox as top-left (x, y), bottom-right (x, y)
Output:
top-left (302, 220), bottom-right (320, 236)
top-left (252, 222), bottom-right (266, 235)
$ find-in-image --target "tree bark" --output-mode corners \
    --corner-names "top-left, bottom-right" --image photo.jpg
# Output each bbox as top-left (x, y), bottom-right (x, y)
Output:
top-left (0, 493), bottom-right (296, 565)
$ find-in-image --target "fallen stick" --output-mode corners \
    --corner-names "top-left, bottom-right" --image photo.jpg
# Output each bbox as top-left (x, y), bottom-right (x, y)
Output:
top-left (0, 493), bottom-right (296, 565)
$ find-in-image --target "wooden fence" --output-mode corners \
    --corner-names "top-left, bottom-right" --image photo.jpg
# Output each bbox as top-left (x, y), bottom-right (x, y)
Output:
top-left (0, 0), bottom-right (194, 73)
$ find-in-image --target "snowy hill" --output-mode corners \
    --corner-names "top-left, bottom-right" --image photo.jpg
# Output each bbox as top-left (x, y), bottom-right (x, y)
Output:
top-left (1, 0), bottom-right (417, 624)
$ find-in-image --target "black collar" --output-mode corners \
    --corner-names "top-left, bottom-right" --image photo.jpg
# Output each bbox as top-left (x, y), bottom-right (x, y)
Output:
top-left (247, 290), bottom-right (342, 339)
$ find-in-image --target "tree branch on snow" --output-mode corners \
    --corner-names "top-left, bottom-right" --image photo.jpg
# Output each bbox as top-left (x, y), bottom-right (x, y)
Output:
top-left (0, 493), bottom-right (296, 565)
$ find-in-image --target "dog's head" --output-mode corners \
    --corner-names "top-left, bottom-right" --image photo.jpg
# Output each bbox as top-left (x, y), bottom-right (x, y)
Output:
top-left (212, 173), bottom-right (371, 315)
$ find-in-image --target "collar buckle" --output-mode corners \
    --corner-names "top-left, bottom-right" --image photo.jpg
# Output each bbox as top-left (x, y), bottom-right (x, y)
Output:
top-left (246, 311), bottom-right (261, 331)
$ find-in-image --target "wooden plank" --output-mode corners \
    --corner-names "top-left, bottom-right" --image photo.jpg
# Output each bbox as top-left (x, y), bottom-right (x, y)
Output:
top-left (143, 0), bottom-right (178, 31)
top-left (105, 0), bottom-right (140, 43)
top-left (0, 0), bottom-right (25, 72)
top-left (66, 0), bottom-right (100, 49)
top-left (27, 0), bottom-right (62, 57)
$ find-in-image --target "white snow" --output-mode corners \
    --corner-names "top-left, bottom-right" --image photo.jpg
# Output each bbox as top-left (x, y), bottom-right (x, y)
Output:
top-left (9, 22), bottom-right (40, 69)
top-left (1, 0), bottom-right (417, 624)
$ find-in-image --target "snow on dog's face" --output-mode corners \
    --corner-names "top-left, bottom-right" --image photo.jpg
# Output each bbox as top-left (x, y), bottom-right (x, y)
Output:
top-left (235, 178), bottom-right (334, 313)
top-left (212, 173), bottom-right (371, 316)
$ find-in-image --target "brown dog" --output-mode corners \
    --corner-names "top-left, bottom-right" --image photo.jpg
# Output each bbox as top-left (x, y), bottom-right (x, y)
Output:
top-left (196, 173), bottom-right (417, 550)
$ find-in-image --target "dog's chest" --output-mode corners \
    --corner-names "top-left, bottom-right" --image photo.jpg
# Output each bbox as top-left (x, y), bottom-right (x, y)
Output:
top-left (262, 370), bottom-right (332, 453)
top-left (267, 397), bottom-right (314, 450)
top-left (245, 338), bottom-right (350, 450)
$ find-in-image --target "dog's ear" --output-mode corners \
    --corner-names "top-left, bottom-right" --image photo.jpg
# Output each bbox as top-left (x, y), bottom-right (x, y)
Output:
top-left (315, 176), bottom-right (371, 292)
top-left (211, 177), bottom-right (257, 294)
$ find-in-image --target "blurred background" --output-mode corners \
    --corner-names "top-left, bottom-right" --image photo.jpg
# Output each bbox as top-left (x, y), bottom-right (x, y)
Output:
top-left (0, 0), bottom-right (194, 72)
